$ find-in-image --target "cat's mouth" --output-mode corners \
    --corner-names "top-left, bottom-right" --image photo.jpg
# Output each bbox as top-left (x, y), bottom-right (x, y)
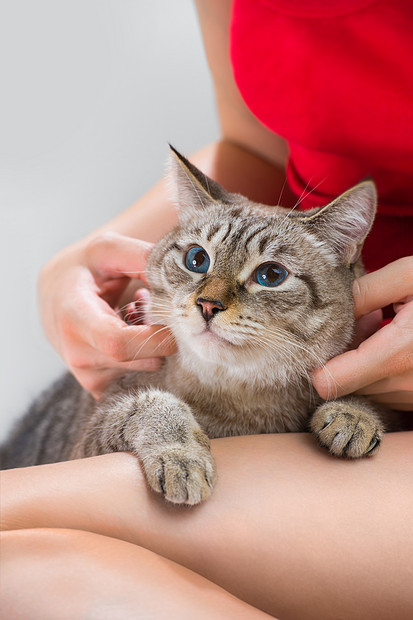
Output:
top-left (197, 324), bottom-right (239, 347)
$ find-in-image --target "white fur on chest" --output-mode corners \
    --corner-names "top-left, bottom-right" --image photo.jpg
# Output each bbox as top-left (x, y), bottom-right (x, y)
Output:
top-left (163, 349), bottom-right (313, 438)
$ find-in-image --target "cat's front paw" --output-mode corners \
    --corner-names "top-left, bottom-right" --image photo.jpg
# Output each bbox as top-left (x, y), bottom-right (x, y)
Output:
top-left (141, 430), bottom-right (217, 505)
top-left (311, 397), bottom-right (384, 458)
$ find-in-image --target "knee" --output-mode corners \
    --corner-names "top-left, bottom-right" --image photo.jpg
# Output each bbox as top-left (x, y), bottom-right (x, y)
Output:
top-left (1, 529), bottom-right (101, 617)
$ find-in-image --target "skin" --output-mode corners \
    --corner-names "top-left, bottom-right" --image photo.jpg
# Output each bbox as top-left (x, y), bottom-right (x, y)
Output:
top-left (4, 0), bottom-right (412, 616)
top-left (312, 259), bottom-right (413, 409)
top-left (2, 434), bottom-right (413, 619)
top-left (1, 531), bottom-right (271, 620)
top-left (37, 0), bottom-right (413, 406)
top-left (37, 0), bottom-right (293, 399)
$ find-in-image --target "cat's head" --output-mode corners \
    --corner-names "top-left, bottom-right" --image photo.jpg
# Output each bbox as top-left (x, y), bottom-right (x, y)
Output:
top-left (146, 147), bottom-right (376, 386)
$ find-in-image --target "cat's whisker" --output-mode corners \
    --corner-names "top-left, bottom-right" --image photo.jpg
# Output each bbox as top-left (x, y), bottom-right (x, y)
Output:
top-left (296, 176), bottom-right (326, 207)
top-left (125, 325), bottom-right (175, 367)
top-left (115, 295), bottom-right (176, 324)
top-left (286, 177), bottom-right (326, 218)
top-left (145, 309), bottom-right (171, 315)
top-left (122, 321), bottom-right (173, 351)
top-left (277, 177), bottom-right (288, 206)
top-left (110, 269), bottom-right (148, 276)
top-left (150, 301), bottom-right (180, 314)
top-left (252, 327), bottom-right (314, 364)
top-left (186, 173), bottom-right (208, 210)
top-left (149, 308), bottom-right (185, 321)
top-left (216, 323), bottom-right (314, 375)
top-left (251, 334), bottom-right (312, 380)
top-left (291, 177), bottom-right (314, 210)
top-left (263, 327), bottom-right (341, 398)
top-left (6, 149), bottom-right (386, 484)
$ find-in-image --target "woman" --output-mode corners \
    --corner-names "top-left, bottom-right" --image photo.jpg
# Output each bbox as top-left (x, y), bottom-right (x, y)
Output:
top-left (2, 1), bottom-right (412, 617)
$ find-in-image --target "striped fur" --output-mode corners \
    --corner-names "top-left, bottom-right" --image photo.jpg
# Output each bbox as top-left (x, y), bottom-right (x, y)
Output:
top-left (1, 149), bottom-right (391, 504)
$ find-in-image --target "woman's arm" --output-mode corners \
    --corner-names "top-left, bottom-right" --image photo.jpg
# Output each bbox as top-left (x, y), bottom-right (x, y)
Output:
top-left (2, 433), bottom-right (413, 619)
top-left (38, 0), bottom-right (291, 398)
top-left (312, 258), bottom-right (413, 411)
top-left (1, 528), bottom-right (272, 619)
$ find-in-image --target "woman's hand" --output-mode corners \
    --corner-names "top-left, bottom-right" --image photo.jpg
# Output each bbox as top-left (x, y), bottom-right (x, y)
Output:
top-left (38, 232), bottom-right (176, 399)
top-left (36, 139), bottom-right (290, 401)
top-left (312, 257), bottom-right (413, 411)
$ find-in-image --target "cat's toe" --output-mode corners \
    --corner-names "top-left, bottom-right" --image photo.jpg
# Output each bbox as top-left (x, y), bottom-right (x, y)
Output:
top-left (142, 444), bottom-right (217, 505)
top-left (311, 399), bottom-right (383, 458)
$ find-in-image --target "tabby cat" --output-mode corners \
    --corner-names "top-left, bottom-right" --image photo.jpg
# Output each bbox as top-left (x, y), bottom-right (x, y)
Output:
top-left (1, 147), bottom-right (388, 504)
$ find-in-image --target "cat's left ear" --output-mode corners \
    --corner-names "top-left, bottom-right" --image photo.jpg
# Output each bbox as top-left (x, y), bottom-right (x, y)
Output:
top-left (168, 145), bottom-right (232, 218)
top-left (301, 180), bottom-right (377, 265)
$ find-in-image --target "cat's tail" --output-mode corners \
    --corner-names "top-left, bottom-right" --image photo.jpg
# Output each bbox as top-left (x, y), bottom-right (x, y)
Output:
top-left (0, 373), bottom-right (82, 470)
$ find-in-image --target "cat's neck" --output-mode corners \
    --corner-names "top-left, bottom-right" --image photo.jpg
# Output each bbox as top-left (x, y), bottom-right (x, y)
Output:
top-left (163, 349), bottom-right (314, 437)
top-left (166, 345), bottom-right (308, 393)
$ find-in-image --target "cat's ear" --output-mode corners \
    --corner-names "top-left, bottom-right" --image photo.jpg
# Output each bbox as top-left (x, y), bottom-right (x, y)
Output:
top-left (168, 145), bottom-right (232, 217)
top-left (301, 181), bottom-right (377, 265)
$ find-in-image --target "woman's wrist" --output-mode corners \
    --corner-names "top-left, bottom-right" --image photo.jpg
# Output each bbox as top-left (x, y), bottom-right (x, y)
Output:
top-left (0, 453), bottom-right (145, 535)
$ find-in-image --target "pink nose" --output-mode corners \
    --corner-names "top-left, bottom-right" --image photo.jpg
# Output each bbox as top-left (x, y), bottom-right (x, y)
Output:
top-left (196, 297), bottom-right (224, 322)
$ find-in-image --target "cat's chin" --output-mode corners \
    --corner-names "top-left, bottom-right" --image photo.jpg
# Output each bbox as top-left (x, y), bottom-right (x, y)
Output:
top-left (173, 326), bottom-right (239, 362)
top-left (173, 324), bottom-right (304, 384)
top-left (197, 328), bottom-right (238, 348)
top-left (177, 328), bottom-right (265, 375)
top-left (187, 331), bottom-right (236, 364)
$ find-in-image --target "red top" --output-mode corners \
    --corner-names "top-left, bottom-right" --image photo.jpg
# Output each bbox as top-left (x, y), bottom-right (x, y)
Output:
top-left (230, 0), bottom-right (413, 272)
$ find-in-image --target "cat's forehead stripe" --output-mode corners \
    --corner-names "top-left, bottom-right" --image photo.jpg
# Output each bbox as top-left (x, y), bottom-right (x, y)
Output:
top-left (228, 220), bottom-right (252, 246)
top-left (220, 221), bottom-right (233, 243)
top-left (206, 223), bottom-right (221, 242)
top-left (258, 235), bottom-right (271, 255)
top-left (181, 209), bottom-right (336, 272)
top-left (295, 274), bottom-right (324, 309)
top-left (203, 221), bottom-right (233, 246)
top-left (244, 223), bottom-right (273, 250)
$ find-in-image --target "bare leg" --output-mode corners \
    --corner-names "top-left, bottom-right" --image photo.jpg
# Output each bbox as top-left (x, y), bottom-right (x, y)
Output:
top-left (1, 528), bottom-right (270, 620)
top-left (2, 432), bottom-right (413, 619)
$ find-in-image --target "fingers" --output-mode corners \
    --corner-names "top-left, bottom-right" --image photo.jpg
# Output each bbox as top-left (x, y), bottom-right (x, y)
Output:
top-left (312, 328), bottom-right (388, 400)
top-left (355, 370), bottom-right (413, 411)
top-left (63, 315), bottom-right (176, 399)
top-left (352, 309), bottom-right (383, 348)
top-left (123, 288), bottom-right (152, 325)
top-left (90, 321), bottom-right (176, 363)
top-left (353, 256), bottom-right (413, 319)
top-left (394, 295), bottom-right (413, 314)
top-left (62, 279), bottom-right (175, 362)
top-left (356, 370), bottom-right (413, 396)
top-left (357, 392), bottom-right (413, 411)
top-left (72, 358), bottom-right (164, 400)
top-left (61, 295), bottom-right (176, 395)
top-left (312, 318), bottom-right (413, 401)
top-left (43, 234), bottom-right (178, 397)
top-left (312, 258), bottom-right (413, 406)
top-left (84, 232), bottom-right (154, 284)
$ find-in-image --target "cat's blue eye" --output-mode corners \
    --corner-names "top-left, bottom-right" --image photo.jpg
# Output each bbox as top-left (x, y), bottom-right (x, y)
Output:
top-left (253, 263), bottom-right (288, 287)
top-left (184, 246), bottom-right (210, 274)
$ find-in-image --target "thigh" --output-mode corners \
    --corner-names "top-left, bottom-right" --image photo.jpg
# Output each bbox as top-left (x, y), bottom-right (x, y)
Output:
top-left (2, 432), bottom-right (413, 619)
top-left (1, 528), bottom-right (271, 620)
top-left (146, 432), bottom-right (413, 620)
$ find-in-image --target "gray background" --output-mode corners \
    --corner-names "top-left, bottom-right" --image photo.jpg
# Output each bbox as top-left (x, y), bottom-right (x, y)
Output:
top-left (0, 0), bottom-right (218, 440)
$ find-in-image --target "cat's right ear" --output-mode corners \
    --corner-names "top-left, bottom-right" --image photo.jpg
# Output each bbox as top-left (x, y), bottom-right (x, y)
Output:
top-left (299, 180), bottom-right (377, 265)
top-left (168, 145), bottom-right (232, 220)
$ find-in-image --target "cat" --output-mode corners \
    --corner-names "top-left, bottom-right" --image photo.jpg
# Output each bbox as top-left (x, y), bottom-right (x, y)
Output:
top-left (0, 146), bottom-right (389, 504)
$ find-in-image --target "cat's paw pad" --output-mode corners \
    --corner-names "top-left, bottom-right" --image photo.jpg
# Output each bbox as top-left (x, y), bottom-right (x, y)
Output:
top-left (142, 437), bottom-right (217, 505)
top-left (311, 400), bottom-right (383, 458)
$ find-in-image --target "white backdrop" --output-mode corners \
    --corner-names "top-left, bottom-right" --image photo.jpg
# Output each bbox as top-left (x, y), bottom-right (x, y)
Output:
top-left (0, 0), bottom-right (218, 440)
